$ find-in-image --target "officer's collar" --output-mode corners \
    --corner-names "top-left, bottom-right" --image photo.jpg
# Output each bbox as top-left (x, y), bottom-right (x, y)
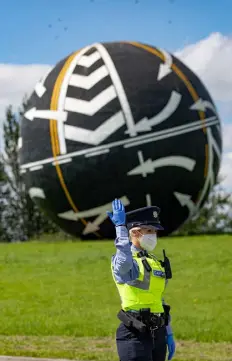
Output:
top-left (131, 243), bottom-right (142, 253)
top-left (131, 243), bottom-right (154, 258)
top-left (131, 244), bottom-right (150, 257)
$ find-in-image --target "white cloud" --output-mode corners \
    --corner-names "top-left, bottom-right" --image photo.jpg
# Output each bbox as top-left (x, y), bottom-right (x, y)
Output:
top-left (221, 122), bottom-right (232, 151)
top-left (0, 32), bottom-right (231, 190)
top-left (0, 64), bottom-right (51, 149)
top-left (219, 153), bottom-right (232, 191)
top-left (174, 32), bottom-right (232, 191)
top-left (175, 32), bottom-right (232, 104)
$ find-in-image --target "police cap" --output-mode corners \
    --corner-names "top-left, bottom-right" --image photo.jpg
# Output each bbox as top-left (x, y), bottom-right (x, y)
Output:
top-left (126, 206), bottom-right (164, 230)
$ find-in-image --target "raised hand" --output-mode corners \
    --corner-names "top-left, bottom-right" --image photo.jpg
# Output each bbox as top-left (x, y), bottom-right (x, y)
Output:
top-left (106, 198), bottom-right (126, 227)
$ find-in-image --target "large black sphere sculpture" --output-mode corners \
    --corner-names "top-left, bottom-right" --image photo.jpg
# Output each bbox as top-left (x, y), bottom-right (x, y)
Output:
top-left (19, 41), bottom-right (222, 239)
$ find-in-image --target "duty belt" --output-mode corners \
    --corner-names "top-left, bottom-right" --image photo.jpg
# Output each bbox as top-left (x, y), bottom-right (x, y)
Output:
top-left (117, 309), bottom-right (165, 334)
top-left (126, 311), bottom-right (165, 328)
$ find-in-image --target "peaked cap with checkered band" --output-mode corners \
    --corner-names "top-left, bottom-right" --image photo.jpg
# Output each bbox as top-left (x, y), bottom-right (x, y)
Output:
top-left (126, 206), bottom-right (164, 230)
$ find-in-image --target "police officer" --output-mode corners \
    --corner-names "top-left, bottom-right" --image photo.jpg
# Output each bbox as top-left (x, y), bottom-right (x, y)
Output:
top-left (107, 199), bottom-right (176, 361)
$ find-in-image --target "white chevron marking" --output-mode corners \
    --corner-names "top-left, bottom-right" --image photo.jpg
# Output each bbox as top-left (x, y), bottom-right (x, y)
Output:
top-left (78, 51), bottom-right (101, 67)
top-left (64, 111), bottom-right (125, 145)
top-left (69, 65), bottom-right (109, 89)
top-left (64, 85), bottom-right (116, 116)
top-left (57, 45), bottom-right (91, 154)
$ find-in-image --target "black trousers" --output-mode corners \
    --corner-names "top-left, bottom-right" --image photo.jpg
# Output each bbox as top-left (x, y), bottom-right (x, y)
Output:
top-left (116, 322), bottom-right (167, 361)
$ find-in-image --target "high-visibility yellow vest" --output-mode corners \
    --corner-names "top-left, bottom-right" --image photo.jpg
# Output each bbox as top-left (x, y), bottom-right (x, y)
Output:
top-left (112, 253), bottom-right (166, 313)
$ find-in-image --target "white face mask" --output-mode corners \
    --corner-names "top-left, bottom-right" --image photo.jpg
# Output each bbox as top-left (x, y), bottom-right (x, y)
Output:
top-left (139, 233), bottom-right (157, 252)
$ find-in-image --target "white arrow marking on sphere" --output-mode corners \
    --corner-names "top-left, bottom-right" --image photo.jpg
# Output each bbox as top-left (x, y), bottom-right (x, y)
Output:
top-left (146, 194), bottom-right (152, 206)
top-left (58, 196), bottom-right (130, 235)
top-left (208, 126), bottom-right (221, 162)
top-left (69, 65), bottom-right (109, 90)
top-left (29, 187), bottom-right (46, 199)
top-left (206, 128), bottom-right (217, 186)
top-left (125, 116), bottom-right (218, 149)
top-left (128, 156), bottom-right (196, 176)
top-left (58, 210), bottom-right (78, 221)
top-left (35, 82), bottom-right (47, 98)
top-left (82, 213), bottom-right (108, 235)
top-left (34, 68), bottom-right (52, 97)
top-left (30, 165), bottom-right (43, 171)
top-left (190, 99), bottom-right (218, 115)
top-left (174, 192), bottom-right (197, 217)
top-left (58, 196), bottom-right (130, 219)
top-left (195, 127), bottom-right (215, 210)
top-left (131, 91), bottom-right (182, 133)
top-left (157, 49), bottom-right (173, 81)
top-left (64, 111), bottom-right (125, 145)
top-left (52, 158), bottom-right (72, 166)
top-left (211, 137), bottom-right (221, 161)
top-left (137, 151), bottom-right (147, 177)
top-left (85, 148), bottom-right (109, 158)
top-left (18, 137), bottom-right (22, 150)
top-left (78, 51), bottom-right (101, 67)
top-left (64, 85), bottom-right (116, 116)
top-left (24, 107), bottom-right (68, 122)
top-left (20, 116), bottom-right (220, 170)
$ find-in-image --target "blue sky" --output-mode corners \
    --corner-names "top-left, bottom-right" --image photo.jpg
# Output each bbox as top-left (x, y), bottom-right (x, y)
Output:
top-left (1, 0), bottom-right (232, 65)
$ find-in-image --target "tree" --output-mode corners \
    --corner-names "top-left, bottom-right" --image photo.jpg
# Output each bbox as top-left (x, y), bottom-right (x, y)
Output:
top-left (2, 100), bottom-right (58, 242)
top-left (174, 178), bottom-right (232, 236)
top-left (0, 157), bottom-right (7, 241)
top-left (0, 154), bottom-right (13, 242)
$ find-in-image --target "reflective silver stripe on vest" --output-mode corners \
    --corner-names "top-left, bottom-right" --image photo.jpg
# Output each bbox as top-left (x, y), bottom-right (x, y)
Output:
top-left (127, 264), bottom-right (150, 290)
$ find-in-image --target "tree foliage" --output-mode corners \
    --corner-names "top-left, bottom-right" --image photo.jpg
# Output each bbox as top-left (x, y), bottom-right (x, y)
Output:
top-left (0, 100), bottom-right (58, 242)
top-left (0, 157), bottom-right (8, 240)
top-left (174, 177), bottom-right (232, 236)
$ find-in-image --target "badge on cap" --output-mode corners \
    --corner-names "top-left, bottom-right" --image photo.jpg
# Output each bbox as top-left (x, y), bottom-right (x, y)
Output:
top-left (153, 211), bottom-right (158, 218)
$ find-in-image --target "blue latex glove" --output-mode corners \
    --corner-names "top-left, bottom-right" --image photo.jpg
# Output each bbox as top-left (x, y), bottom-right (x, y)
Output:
top-left (167, 334), bottom-right (176, 360)
top-left (106, 199), bottom-right (126, 226)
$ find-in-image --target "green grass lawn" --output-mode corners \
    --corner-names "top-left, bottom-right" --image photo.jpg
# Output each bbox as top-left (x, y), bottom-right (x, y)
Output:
top-left (0, 234), bottom-right (231, 360)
